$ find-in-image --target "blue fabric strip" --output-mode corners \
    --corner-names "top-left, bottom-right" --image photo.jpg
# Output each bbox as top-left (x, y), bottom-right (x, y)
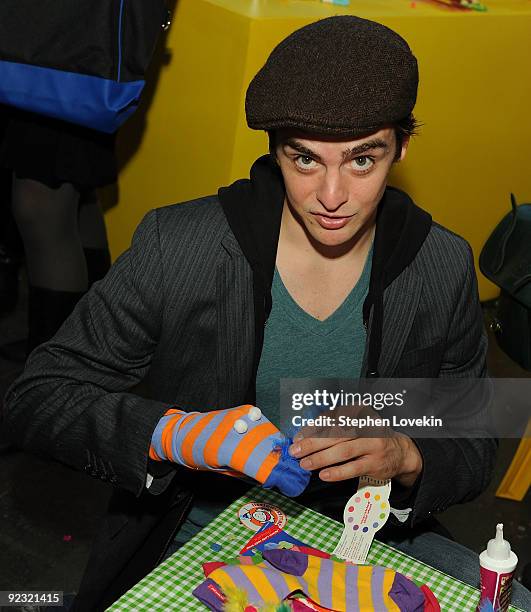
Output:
top-left (0, 60), bottom-right (144, 132)
top-left (317, 557), bottom-right (334, 609)
top-left (191, 411), bottom-right (228, 468)
top-left (212, 414), bottom-right (266, 469)
top-left (370, 566), bottom-right (387, 611)
top-left (345, 564), bottom-right (360, 610)
top-left (151, 413), bottom-right (174, 460)
top-left (171, 413), bottom-right (202, 466)
top-left (222, 567), bottom-right (264, 606)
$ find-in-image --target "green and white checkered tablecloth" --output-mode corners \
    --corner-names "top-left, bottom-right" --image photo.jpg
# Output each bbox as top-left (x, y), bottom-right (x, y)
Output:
top-left (109, 488), bottom-right (523, 611)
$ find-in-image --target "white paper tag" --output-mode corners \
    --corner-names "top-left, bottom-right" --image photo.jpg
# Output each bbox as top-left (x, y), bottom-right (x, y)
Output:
top-left (332, 476), bottom-right (391, 564)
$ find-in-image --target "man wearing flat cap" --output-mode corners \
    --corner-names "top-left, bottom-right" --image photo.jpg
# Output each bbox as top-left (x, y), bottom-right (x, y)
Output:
top-left (4, 15), bottom-right (512, 611)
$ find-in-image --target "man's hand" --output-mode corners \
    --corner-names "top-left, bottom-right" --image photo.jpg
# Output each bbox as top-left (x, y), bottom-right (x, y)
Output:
top-left (288, 434), bottom-right (423, 489)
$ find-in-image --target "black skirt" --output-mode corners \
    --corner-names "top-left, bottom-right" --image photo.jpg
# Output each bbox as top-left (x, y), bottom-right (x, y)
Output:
top-left (0, 107), bottom-right (117, 190)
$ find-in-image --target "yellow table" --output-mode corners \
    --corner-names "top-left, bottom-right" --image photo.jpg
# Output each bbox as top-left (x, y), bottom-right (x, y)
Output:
top-left (103, 0), bottom-right (531, 300)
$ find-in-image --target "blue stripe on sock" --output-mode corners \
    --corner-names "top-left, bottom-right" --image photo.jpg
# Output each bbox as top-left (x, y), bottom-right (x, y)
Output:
top-left (261, 567), bottom-right (292, 601)
top-left (191, 411), bottom-right (229, 468)
top-left (223, 567), bottom-right (264, 606)
top-left (151, 412), bottom-right (191, 461)
top-left (151, 414), bottom-right (172, 460)
top-left (214, 414), bottom-right (267, 468)
top-left (170, 412), bottom-right (202, 466)
top-left (345, 564), bottom-right (359, 610)
top-left (370, 566), bottom-right (386, 611)
top-left (317, 558), bottom-right (334, 609)
top-left (241, 435), bottom-right (277, 480)
top-left (298, 575), bottom-right (309, 599)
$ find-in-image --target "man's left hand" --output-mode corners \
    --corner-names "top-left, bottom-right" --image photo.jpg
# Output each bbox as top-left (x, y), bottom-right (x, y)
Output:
top-left (289, 434), bottom-right (423, 489)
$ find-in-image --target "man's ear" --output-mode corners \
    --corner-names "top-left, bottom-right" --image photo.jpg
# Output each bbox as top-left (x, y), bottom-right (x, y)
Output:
top-left (396, 134), bottom-right (410, 163)
top-left (267, 130), bottom-right (278, 162)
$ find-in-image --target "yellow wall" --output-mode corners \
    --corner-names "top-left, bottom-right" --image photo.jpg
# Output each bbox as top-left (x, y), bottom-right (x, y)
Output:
top-left (103, 0), bottom-right (531, 300)
top-left (102, 0), bottom-right (251, 252)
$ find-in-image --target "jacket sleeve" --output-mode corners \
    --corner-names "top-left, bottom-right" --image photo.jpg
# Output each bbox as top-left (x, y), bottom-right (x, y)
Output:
top-left (402, 241), bottom-right (497, 526)
top-left (3, 209), bottom-right (175, 497)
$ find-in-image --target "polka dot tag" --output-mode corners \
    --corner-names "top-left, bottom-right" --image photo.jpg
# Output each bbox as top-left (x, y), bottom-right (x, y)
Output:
top-left (334, 477), bottom-right (392, 564)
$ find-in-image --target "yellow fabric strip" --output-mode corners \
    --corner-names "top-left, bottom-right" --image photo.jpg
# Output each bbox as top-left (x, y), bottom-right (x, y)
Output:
top-left (211, 569), bottom-right (238, 594)
top-left (282, 572), bottom-right (303, 597)
top-left (331, 557), bottom-right (347, 611)
top-left (304, 556), bottom-right (323, 604)
top-left (357, 565), bottom-right (374, 610)
top-left (382, 568), bottom-right (401, 612)
top-left (240, 566), bottom-right (280, 603)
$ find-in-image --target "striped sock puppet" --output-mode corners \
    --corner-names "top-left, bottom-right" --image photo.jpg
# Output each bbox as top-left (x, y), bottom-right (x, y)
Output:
top-left (150, 405), bottom-right (310, 497)
top-left (193, 549), bottom-right (430, 611)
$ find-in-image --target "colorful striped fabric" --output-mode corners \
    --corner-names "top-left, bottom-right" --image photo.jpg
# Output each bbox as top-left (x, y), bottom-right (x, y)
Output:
top-left (150, 405), bottom-right (310, 497)
top-left (193, 549), bottom-right (427, 611)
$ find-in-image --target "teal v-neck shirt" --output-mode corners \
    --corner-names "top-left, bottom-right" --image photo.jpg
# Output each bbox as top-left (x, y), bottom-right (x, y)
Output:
top-left (166, 247), bottom-right (373, 554)
top-left (256, 247), bottom-right (373, 427)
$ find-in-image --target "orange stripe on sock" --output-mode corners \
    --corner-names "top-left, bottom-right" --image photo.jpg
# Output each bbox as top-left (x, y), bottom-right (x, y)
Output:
top-left (180, 411), bottom-right (219, 467)
top-left (255, 449), bottom-right (280, 484)
top-left (161, 412), bottom-right (195, 461)
top-left (164, 408), bottom-right (183, 416)
top-left (149, 445), bottom-right (162, 461)
top-left (231, 422), bottom-right (278, 477)
top-left (202, 405), bottom-right (252, 467)
top-left (155, 409), bottom-right (184, 461)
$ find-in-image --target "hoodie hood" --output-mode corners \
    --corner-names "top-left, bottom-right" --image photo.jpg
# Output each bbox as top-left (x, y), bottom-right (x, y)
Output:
top-left (219, 155), bottom-right (432, 392)
top-left (218, 155), bottom-right (284, 310)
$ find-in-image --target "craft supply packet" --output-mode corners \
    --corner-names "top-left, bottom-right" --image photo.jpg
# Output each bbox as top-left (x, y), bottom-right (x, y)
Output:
top-left (240, 521), bottom-right (327, 557)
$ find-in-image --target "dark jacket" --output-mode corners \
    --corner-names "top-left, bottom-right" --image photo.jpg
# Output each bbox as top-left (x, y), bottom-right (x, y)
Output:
top-left (3, 156), bottom-right (496, 610)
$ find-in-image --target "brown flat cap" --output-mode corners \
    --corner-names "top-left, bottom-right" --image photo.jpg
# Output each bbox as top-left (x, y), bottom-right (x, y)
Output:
top-left (246, 15), bottom-right (418, 136)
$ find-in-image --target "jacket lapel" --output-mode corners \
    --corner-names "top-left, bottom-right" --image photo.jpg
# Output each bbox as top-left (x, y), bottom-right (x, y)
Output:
top-left (218, 156), bottom-right (285, 402)
top-left (216, 233), bottom-right (255, 406)
top-left (377, 267), bottom-right (423, 376)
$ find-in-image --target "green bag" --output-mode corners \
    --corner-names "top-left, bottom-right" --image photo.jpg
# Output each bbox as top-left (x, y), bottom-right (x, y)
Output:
top-left (480, 194), bottom-right (531, 370)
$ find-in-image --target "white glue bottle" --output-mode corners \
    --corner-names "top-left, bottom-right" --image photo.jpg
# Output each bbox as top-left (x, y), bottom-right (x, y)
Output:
top-left (477, 524), bottom-right (518, 612)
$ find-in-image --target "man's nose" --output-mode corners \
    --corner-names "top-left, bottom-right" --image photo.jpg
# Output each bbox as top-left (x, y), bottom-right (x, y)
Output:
top-left (316, 169), bottom-right (348, 212)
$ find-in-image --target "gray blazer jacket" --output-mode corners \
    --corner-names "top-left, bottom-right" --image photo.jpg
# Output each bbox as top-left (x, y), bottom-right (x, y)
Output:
top-left (3, 194), bottom-right (496, 609)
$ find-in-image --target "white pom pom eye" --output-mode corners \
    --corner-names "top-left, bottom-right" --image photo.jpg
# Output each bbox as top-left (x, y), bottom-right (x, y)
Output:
top-left (248, 406), bottom-right (262, 422)
top-left (234, 418), bottom-right (248, 434)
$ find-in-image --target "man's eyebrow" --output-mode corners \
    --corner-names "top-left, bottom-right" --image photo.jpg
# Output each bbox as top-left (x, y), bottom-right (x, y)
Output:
top-left (283, 138), bottom-right (389, 160)
top-left (283, 139), bottom-right (322, 161)
top-left (343, 139), bottom-right (389, 157)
